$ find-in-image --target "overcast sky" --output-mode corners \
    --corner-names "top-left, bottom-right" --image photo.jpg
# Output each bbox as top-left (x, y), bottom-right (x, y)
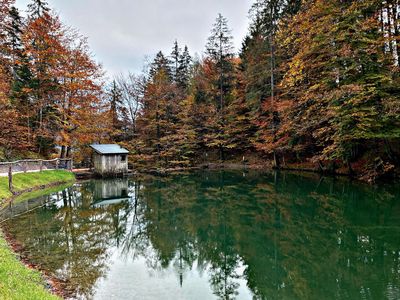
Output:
top-left (16, 0), bottom-right (253, 78)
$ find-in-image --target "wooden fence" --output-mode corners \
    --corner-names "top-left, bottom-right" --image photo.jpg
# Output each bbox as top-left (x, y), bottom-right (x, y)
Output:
top-left (0, 158), bottom-right (73, 194)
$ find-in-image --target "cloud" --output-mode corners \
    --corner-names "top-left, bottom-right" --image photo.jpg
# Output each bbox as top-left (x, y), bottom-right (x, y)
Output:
top-left (15, 0), bottom-right (253, 77)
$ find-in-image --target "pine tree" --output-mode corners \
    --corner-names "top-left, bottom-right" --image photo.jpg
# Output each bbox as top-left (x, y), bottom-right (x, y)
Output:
top-left (0, 0), bottom-right (30, 158)
top-left (27, 0), bottom-right (49, 18)
top-left (149, 51), bottom-right (172, 82)
top-left (7, 6), bottom-right (31, 98)
top-left (204, 14), bottom-right (237, 160)
top-left (0, 0), bottom-right (14, 70)
top-left (108, 80), bottom-right (124, 140)
top-left (7, 6), bottom-right (23, 59)
top-left (206, 13), bottom-right (235, 111)
top-left (176, 45), bottom-right (192, 91)
top-left (7, 6), bottom-right (35, 151)
top-left (170, 40), bottom-right (181, 83)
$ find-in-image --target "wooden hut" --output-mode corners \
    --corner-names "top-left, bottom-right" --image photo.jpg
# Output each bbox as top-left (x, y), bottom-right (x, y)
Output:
top-left (90, 144), bottom-right (129, 177)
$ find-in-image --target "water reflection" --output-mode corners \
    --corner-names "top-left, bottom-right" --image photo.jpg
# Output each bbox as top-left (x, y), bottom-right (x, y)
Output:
top-left (2, 171), bottom-right (400, 300)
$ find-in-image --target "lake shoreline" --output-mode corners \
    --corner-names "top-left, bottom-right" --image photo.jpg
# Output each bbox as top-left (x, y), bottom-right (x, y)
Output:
top-left (1, 228), bottom-right (71, 299)
top-left (0, 229), bottom-right (60, 299)
top-left (0, 165), bottom-right (395, 299)
top-left (0, 170), bottom-right (76, 207)
top-left (0, 171), bottom-right (76, 299)
top-left (2, 171), bottom-right (398, 298)
top-left (136, 160), bottom-right (398, 184)
top-left (1, 180), bottom-right (75, 209)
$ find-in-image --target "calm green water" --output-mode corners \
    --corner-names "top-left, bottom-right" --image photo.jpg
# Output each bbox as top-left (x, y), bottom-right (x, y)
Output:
top-left (1, 171), bottom-right (400, 300)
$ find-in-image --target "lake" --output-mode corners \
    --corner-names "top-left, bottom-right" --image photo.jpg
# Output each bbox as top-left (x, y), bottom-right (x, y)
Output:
top-left (1, 170), bottom-right (400, 300)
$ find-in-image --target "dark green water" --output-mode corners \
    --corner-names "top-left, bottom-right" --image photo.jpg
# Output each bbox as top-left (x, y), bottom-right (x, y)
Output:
top-left (1, 170), bottom-right (400, 300)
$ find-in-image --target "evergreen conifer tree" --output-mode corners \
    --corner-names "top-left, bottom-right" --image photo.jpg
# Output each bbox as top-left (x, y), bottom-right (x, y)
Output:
top-left (27, 0), bottom-right (49, 18)
top-left (176, 45), bottom-right (192, 91)
top-left (170, 40), bottom-right (181, 83)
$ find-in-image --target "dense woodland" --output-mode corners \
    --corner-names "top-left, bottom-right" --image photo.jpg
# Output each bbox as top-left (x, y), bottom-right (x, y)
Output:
top-left (1, 0), bottom-right (400, 180)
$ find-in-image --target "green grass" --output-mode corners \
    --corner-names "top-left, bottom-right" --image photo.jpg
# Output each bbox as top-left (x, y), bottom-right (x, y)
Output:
top-left (0, 232), bottom-right (59, 300)
top-left (0, 171), bottom-right (74, 299)
top-left (0, 170), bottom-right (75, 201)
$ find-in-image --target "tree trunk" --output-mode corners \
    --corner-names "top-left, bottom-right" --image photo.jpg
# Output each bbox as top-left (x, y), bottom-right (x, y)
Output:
top-left (388, 2), bottom-right (395, 56)
top-left (273, 151), bottom-right (280, 169)
top-left (219, 144), bottom-right (224, 161)
top-left (392, 0), bottom-right (400, 63)
top-left (60, 145), bottom-right (66, 158)
top-left (381, 4), bottom-right (386, 53)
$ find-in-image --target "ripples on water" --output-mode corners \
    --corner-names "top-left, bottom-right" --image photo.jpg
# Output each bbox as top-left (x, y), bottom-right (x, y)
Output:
top-left (1, 170), bottom-right (400, 300)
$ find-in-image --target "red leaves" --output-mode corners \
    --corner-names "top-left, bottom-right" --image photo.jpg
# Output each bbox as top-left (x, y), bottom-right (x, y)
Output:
top-left (0, 2), bottom-right (105, 160)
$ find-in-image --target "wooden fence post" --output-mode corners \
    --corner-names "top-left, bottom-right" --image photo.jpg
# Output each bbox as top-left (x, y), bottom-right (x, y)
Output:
top-left (8, 165), bottom-right (13, 194)
top-left (56, 159), bottom-right (59, 170)
top-left (40, 160), bottom-right (43, 172)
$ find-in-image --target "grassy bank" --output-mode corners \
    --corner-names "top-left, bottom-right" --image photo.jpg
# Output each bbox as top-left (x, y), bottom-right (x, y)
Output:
top-left (0, 170), bottom-right (75, 202)
top-left (0, 232), bottom-right (59, 299)
top-left (0, 171), bottom-right (75, 299)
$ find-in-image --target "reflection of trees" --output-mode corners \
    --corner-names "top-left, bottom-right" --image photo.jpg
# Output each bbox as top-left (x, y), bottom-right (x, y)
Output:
top-left (135, 173), bottom-right (244, 299)
top-left (242, 172), bottom-right (400, 300)
top-left (4, 171), bottom-right (400, 300)
top-left (120, 180), bottom-right (151, 260)
top-left (126, 171), bottom-right (400, 300)
top-left (4, 182), bottom-right (135, 299)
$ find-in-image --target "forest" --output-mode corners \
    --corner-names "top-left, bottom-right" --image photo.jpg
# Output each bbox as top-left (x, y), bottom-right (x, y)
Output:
top-left (1, 0), bottom-right (399, 181)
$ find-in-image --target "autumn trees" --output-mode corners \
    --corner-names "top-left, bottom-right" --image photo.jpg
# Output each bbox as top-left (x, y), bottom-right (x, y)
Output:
top-left (1, 0), bottom-right (399, 176)
top-left (134, 46), bottom-right (195, 167)
top-left (130, 15), bottom-right (247, 167)
top-left (0, 0), bottom-right (29, 157)
top-left (240, 0), bottom-right (301, 166)
top-left (0, 0), bottom-right (106, 161)
top-left (278, 0), bottom-right (400, 172)
top-left (56, 33), bottom-right (105, 160)
top-left (127, 2), bottom-right (399, 176)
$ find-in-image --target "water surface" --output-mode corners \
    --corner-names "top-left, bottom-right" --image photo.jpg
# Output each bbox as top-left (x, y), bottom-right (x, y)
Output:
top-left (2, 171), bottom-right (400, 300)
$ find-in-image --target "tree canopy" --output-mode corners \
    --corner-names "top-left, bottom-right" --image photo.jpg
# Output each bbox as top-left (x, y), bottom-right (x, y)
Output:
top-left (1, 0), bottom-right (399, 180)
